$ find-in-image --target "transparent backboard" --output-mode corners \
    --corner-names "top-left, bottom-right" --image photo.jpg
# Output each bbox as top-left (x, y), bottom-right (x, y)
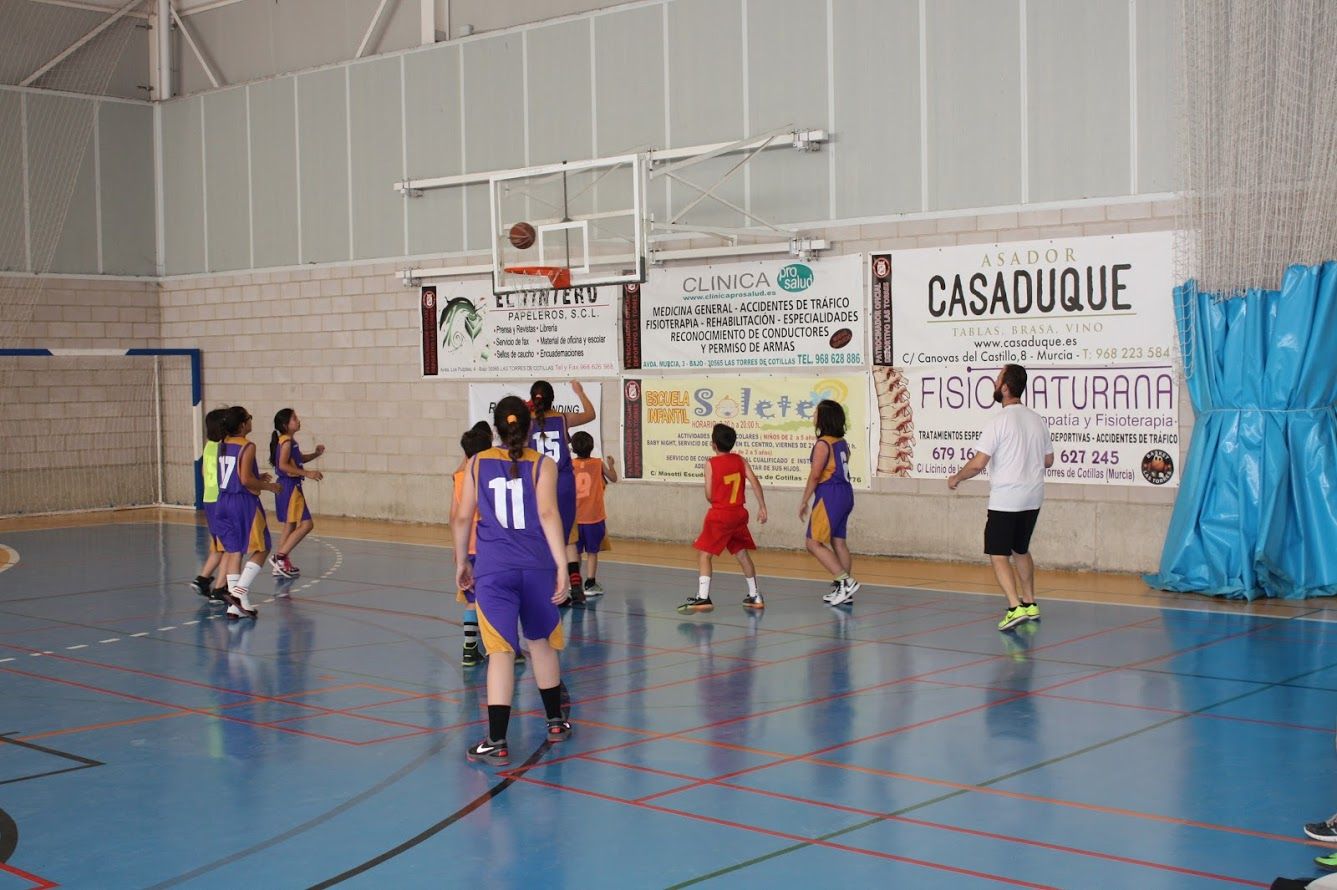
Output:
top-left (490, 153), bottom-right (647, 294)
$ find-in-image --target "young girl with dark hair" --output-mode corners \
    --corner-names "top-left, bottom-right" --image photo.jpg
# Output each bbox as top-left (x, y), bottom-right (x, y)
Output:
top-left (191, 407), bottom-right (230, 603)
top-left (528, 379), bottom-right (596, 606)
top-left (454, 396), bottom-right (572, 766)
top-left (799, 399), bottom-right (860, 605)
top-left (452, 420), bottom-right (493, 667)
top-left (217, 406), bottom-right (282, 619)
top-left (268, 408), bottom-right (325, 578)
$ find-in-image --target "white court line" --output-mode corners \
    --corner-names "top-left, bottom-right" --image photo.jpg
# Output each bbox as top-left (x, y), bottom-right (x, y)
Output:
top-left (158, 626), bottom-right (176, 631)
top-left (100, 638), bottom-right (120, 643)
top-left (0, 543), bottom-right (19, 574)
top-left (65, 644), bottom-right (87, 650)
top-left (131, 632), bottom-right (149, 637)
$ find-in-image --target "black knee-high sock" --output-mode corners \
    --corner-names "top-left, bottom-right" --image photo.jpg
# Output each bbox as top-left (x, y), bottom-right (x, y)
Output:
top-left (487, 704), bottom-right (511, 741)
top-left (567, 561), bottom-right (581, 588)
top-left (539, 684), bottom-right (564, 720)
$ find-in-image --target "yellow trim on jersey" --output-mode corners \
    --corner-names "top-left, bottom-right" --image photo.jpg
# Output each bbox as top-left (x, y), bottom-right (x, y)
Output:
top-left (209, 534), bottom-right (224, 554)
top-left (816, 436), bottom-right (840, 484)
top-left (248, 510), bottom-right (268, 553)
top-left (478, 446), bottom-right (542, 463)
top-left (546, 621), bottom-right (566, 651)
top-left (287, 487), bottom-right (308, 524)
top-left (808, 499), bottom-right (832, 545)
top-left (476, 606), bottom-right (513, 655)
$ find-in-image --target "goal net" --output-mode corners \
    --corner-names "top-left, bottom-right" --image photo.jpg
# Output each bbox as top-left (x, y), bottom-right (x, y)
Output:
top-left (0, 349), bottom-right (201, 517)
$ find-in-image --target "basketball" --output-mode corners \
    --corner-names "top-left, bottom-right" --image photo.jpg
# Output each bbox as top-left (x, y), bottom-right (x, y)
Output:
top-left (509, 221), bottom-right (536, 250)
top-left (829, 328), bottom-right (853, 349)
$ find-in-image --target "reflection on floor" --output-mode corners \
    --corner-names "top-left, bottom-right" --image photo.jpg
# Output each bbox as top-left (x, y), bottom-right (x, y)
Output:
top-left (0, 510), bottom-right (1331, 887)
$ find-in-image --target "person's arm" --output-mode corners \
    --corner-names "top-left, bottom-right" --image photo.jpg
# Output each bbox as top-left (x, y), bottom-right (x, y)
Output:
top-left (302, 443), bottom-right (326, 463)
top-left (560, 381), bottom-right (597, 427)
top-left (238, 443), bottom-right (282, 494)
top-left (279, 440), bottom-right (322, 481)
top-left (798, 440), bottom-right (830, 520)
top-left (743, 458), bottom-right (768, 525)
top-left (1043, 424), bottom-right (1055, 469)
top-left (948, 451), bottom-right (991, 490)
top-left (535, 459), bottom-right (570, 604)
top-left (452, 458), bottom-right (477, 592)
top-left (603, 455), bottom-right (618, 483)
top-left (702, 460), bottom-right (714, 504)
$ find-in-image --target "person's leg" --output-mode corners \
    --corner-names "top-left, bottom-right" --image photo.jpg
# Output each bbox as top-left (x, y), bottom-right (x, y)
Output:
top-left (805, 536), bottom-right (845, 575)
top-left (990, 555), bottom-right (1021, 608)
top-left (470, 573), bottom-right (521, 762)
top-left (1014, 552), bottom-right (1036, 605)
top-left (517, 569), bottom-right (570, 739)
top-left (277, 519), bottom-right (313, 560)
top-left (832, 537), bottom-right (853, 575)
top-left (735, 548), bottom-right (764, 607)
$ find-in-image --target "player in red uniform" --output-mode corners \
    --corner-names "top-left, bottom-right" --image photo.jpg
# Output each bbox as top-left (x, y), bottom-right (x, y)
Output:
top-left (679, 423), bottom-right (768, 613)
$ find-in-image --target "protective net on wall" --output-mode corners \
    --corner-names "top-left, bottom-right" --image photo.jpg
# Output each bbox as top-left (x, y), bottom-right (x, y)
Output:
top-left (1178, 0), bottom-right (1337, 297)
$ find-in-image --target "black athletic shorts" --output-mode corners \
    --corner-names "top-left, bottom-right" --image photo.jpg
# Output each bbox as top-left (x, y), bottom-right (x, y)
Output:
top-left (984, 509), bottom-right (1040, 556)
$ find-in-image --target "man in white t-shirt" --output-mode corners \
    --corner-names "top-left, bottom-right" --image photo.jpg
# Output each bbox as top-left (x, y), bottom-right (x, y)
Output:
top-left (947, 364), bottom-right (1054, 631)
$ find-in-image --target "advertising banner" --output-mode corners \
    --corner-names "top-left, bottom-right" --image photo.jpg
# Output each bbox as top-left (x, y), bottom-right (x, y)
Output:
top-left (467, 382), bottom-right (604, 457)
top-left (626, 255), bottom-right (865, 371)
top-left (621, 374), bottom-right (871, 489)
top-left (421, 281), bottom-right (619, 379)
top-left (873, 233), bottom-right (1180, 486)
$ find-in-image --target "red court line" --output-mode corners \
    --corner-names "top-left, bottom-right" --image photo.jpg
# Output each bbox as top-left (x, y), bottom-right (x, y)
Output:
top-left (0, 861), bottom-right (58, 890)
top-left (707, 781), bottom-right (1268, 887)
top-left (1, 665), bottom-right (360, 747)
top-left (627, 616), bottom-right (1282, 808)
top-left (511, 773), bottom-right (1058, 889)
top-left (914, 677), bottom-right (1337, 736)
top-left (1, 647), bottom-right (446, 737)
top-left (805, 757), bottom-right (1317, 848)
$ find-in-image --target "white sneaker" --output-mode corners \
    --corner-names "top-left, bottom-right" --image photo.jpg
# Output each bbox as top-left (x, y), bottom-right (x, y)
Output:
top-left (824, 578), bottom-right (857, 606)
top-left (227, 587), bottom-right (258, 619)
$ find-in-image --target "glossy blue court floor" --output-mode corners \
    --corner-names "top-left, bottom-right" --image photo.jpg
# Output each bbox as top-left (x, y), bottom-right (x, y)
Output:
top-left (1, 520), bottom-right (1334, 888)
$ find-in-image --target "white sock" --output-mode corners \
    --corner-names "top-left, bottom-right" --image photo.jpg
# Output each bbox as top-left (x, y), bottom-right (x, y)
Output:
top-left (697, 576), bottom-right (711, 599)
top-left (226, 573), bottom-right (240, 593)
top-left (745, 576), bottom-right (759, 597)
top-left (239, 560), bottom-right (263, 592)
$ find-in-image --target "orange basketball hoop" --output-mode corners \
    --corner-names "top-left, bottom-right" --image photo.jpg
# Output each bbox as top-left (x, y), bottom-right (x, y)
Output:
top-left (504, 265), bottom-right (572, 289)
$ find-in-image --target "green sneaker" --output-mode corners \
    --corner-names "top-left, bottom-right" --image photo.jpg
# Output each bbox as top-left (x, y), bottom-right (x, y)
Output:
top-left (1316, 851), bottom-right (1337, 871)
top-left (461, 644), bottom-right (483, 667)
top-left (998, 606), bottom-right (1029, 631)
top-left (1023, 602), bottom-right (1040, 621)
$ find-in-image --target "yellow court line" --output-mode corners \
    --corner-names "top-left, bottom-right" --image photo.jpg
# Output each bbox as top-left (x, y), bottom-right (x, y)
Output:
top-left (0, 507), bottom-right (1325, 621)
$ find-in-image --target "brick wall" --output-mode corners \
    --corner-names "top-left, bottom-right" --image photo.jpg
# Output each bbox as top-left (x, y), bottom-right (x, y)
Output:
top-left (151, 198), bottom-right (1183, 573)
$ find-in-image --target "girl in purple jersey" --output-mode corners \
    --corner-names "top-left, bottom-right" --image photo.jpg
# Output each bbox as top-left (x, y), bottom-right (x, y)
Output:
top-left (799, 400), bottom-right (860, 606)
top-left (454, 396), bottom-right (572, 766)
top-left (217, 406), bottom-right (282, 619)
top-left (269, 408), bottom-right (325, 579)
top-left (528, 379), bottom-right (596, 606)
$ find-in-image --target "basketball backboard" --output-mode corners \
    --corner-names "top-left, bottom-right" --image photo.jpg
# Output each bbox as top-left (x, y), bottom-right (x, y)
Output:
top-left (490, 153), bottom-right (647, 295)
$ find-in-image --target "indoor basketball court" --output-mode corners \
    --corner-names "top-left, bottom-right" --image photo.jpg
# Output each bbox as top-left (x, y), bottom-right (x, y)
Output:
top-left (3, 1), bottom-right (1337, 888)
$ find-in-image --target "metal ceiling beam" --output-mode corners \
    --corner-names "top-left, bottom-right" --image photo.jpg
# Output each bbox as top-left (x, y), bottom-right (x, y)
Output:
top-left (19, 0), bottom-right (145, 87)
top-left (23, 0), bottom-right (149, 17)
top-left (170, 2), bottom-right (221, 88)
top-left (355, 0), bottom-right (395, 59)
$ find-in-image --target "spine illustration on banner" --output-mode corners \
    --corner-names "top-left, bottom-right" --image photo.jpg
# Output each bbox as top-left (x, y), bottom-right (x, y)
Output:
top-left (884, 232), bottom-right (1180, 487)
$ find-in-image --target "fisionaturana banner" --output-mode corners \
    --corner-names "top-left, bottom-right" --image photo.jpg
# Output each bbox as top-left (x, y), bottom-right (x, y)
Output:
top-left (624, 255), bottom-right (864, 371)
top-left (873, 232), bottom-right (1180, 487)
top-left (621, 374), bottom-right (871, 489)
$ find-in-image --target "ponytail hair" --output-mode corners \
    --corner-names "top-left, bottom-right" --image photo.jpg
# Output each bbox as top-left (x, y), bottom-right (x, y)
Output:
top-left (270, 408), bottom-right (295, 467)
top-left (494, 396), bottom-right (532, 480)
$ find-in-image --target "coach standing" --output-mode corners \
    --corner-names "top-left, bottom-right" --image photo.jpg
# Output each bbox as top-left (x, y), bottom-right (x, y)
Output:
top-left (947, 364), bottom-right (1054, 631)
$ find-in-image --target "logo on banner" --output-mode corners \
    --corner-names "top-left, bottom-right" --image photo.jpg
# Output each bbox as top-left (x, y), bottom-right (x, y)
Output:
top-left (1141, 450), bottom-right (1175, 485)
top-left (439, 298), bottom-right (484, 352)
top-left (624, 379), bottom-right (640, 401)
top-left (626, 282), bottom-right (640, 295)
top-left (422, 288), bottom-right (436, 309)
top-left (778, 263), bottom-right (814, 292)
top-left (873, 256), bottom-right (891, 280)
